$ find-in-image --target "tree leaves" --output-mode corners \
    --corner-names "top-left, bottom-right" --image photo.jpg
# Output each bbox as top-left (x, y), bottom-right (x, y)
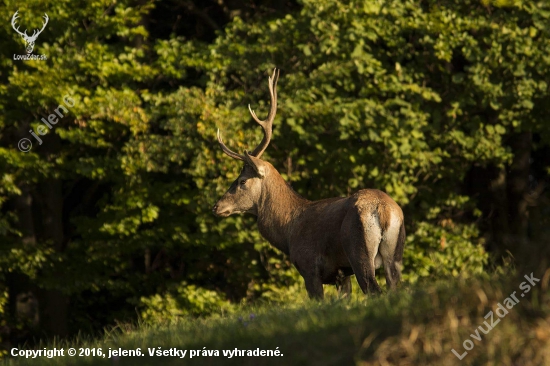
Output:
top-left (2, 0), bottom-right (550, 341)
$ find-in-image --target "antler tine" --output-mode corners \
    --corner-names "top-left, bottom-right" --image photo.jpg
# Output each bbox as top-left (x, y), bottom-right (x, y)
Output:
top-left (38, 14), bottom-right (49, 33)
top-left (11, 11), bottom-right (27, 37)
top-left (217, 69), bottom-right (280, 162)
top-left (217, 129), bottom-right (246, 161)
top-left (249, 68), bottom-right (279, 158)
top-left (30, 13), bottom-right (49, 40)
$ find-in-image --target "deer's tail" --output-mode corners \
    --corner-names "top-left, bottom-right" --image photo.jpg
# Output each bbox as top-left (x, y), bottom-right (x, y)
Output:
top-left (394, 220), bottom-right (406, 262)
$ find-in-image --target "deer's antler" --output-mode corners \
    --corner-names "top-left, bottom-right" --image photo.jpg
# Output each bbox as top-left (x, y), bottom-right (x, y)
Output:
top-left (249, 68), bottom-right (279, 158)
top-left (11, 11), bottom-right (48, 41)
top-left (217, 68), bottom-right (280, 161)
top-left (27, 13), bottom-right (48, 41)
top-left (11, 11), bottom-right (28, 38)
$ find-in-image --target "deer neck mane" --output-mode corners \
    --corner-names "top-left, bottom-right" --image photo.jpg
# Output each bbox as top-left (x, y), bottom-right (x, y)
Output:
top-left (256, 167), bottom-right (308, 255)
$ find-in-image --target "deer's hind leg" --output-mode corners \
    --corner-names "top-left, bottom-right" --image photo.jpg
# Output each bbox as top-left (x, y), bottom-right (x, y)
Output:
top-left (341, 209), bottom-right (382, 295)
top-left (379, 219), bottom-right (405, 290)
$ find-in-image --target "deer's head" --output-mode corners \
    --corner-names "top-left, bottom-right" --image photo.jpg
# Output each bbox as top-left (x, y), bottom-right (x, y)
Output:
top-left (11, 11), bottom-right (49, 54)
top-left (213, 69), bottom-right (279, 217)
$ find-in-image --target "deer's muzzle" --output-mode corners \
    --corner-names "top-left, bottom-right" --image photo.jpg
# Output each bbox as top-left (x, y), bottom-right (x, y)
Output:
top-left (212, 202), bottom-right (231, 217)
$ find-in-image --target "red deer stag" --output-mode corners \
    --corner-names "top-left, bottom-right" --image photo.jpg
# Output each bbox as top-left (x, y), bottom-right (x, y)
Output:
top-left (213, 69), bottom-right (405, 299)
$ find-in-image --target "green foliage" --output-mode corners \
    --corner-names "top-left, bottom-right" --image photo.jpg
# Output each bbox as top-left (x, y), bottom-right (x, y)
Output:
top-left (404, 222), bottom-right (488, 283)
top-left (1, 0), bottom-right (549, 345)
top-left (139, 282), bottom-right (232, 322)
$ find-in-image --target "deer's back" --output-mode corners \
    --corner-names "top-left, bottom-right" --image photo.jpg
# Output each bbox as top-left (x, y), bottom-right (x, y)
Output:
top-left (293, 188), bottom-right (401, 232)
top-left (289, 188), bottom-right (402, 264)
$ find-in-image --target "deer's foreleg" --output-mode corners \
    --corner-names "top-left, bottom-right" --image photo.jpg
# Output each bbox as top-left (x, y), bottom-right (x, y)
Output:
top-left (292, 256), bottom-right (324, 300)
top-left (304, 275), bottom-right (324, 300)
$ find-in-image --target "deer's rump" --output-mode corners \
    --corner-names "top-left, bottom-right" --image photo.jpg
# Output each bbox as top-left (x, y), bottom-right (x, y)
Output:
top-left (289, 189), bottom-right (404, 285)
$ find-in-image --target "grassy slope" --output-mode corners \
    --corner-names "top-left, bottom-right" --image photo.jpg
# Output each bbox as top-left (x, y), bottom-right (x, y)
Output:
top-left (6, 272), bottom-right (550, 366)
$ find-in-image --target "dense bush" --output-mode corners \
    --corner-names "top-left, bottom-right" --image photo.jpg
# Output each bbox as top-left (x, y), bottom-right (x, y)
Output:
top-left (1, 0), bottom-right (548, 346)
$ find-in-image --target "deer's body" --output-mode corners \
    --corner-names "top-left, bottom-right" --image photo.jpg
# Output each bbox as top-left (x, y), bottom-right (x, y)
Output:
top-left (213, 69), bottom-right (405, 298)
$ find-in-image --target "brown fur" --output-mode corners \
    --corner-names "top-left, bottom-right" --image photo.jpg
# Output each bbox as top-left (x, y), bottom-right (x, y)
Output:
top-left (214, 160), bottom-right (406, 299)
top-left (395, 222), bottom-right (406, 262)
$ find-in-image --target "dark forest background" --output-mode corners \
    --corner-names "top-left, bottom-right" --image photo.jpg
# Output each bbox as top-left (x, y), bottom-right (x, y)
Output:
top-left (0, 0), bottom-right (549, 353)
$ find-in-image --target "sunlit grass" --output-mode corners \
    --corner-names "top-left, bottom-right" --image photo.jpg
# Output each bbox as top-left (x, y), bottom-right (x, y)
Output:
top-left (6, 271), bottom-right (550, 366)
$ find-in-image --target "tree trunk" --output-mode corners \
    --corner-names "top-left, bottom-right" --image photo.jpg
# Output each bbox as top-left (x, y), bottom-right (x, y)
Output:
top-left (10, 187), bottom-right (40, 328)
top-left (482, 132), bottom-right (532, 263)
top-left (37, 177), bottom-right (68, 337)
top-left (14, 186), bottom-right (37, 246)
top-left (506, 132), bottom-right (532, 251)
top-left (36, 131), bottom-right (69, 337)
top-left (488, 167), bottom-right (509, 255)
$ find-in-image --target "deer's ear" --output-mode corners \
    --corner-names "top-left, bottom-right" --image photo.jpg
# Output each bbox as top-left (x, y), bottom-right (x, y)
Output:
top-left (243, 151), bottom-right (266, 178)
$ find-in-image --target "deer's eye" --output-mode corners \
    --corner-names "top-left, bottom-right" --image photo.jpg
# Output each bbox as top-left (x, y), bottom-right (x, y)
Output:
top-left (240, 179), bottom-right (247, 185)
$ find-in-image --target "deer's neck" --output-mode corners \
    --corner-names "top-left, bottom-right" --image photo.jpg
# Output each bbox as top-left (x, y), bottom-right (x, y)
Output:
top-left (256, 172), bottom-right (308, 255)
